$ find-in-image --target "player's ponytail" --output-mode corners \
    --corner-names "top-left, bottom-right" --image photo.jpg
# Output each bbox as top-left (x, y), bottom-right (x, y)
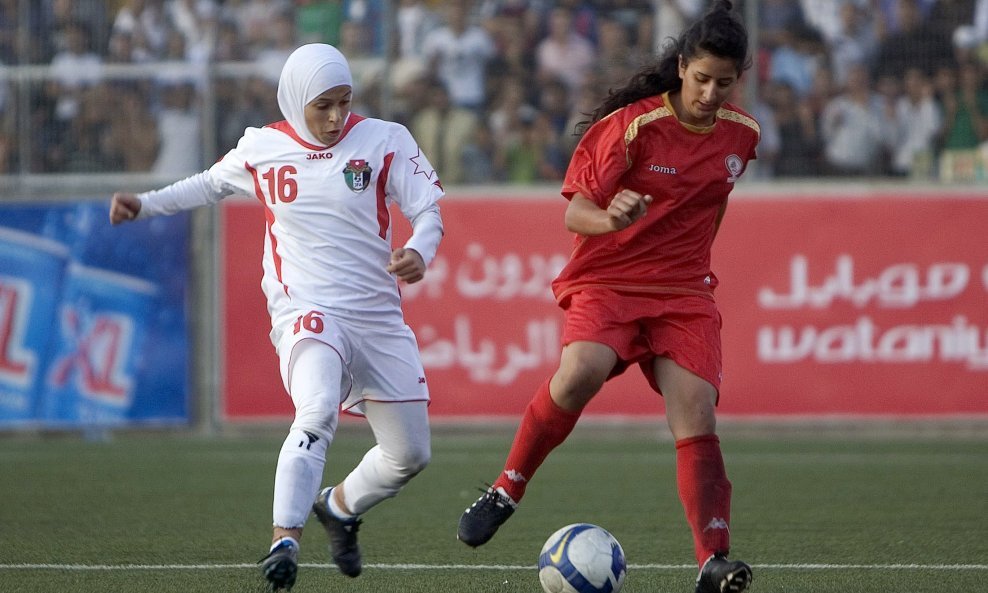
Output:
top-left (578, 0), bottom-right (750, 132)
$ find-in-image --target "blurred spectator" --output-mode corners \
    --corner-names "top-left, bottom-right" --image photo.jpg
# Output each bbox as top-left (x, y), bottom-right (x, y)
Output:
top-left (341, 0), bottom-right (387, 55)
top-left (487, 78), bottom-right (538, 140)
top-left (595, 12), bottom-right (647, 90)
top-left (169, 0), bottom-right (222, 64)
top-left (460, 120), bottom-right (501, 183)
top-left (296, 0), bottom-right (344, 46)
top-left (827, 1), bottom-right (879, 86)
top-left (385, 57), bottom-right (428, 124)
top-left (422, 1), bottom-right (495, 111)
top-left (952, 24), bottom-right (984, 63)
top-left (748, 93), bottom-right (781, 180)
top-left (168, 0), bottom-right (218, 50)
top-left (0, 0), bottom-right (19, 63)
top-left (976, 0), bottom-right (988, 42)
top-left (758, 0), bottom-right (807, 49)
top-left (106, 30), bottom-right (137, 63)
top-left (411, 79), bottom-right (479, 184)
top-left (605, 0), bottom-right (652, 57)
top-left (890, 66), bottom-right (943, 176)
top-left (927, 0), bottom-right (980, 41)
top-left (213, 18), bottom-right (249, 61)
top-left (876, 0), bottom-right (938, 32)
top-left (535, 5), bottom-right (596, 91)
top-left (768, 23), bottom-right (827, 97)
top-left (222, 0), bottom-right (291, 50)
top-left (48, 23), bottom-right (103, 122)
top-left (873, 0), bottom-right (953, 78)
top-left (556, 0), bottom-right (598, 43)
top-left (102, 82), bottom-right (159, 172)
top-left (806, 61), bottom-right (840, 116)
top-left (820, 63), bottom-right (895, 175)
top-left (498, 112), bottom-right (565, 183)
top-left (152, 80), bottom-right (202, 176)
top-left (215, 76), bottom-right (281, 152)
top-left (64, 85), bottom-right (112, 173)
top-left (112, 0), bottom-right (169, 60)
top-left (653, 0), bottom-right (706, 53)
top-left (800, 0), bottom-right (860, 44)
top-left (535, 77), bottom-right (572, 145)
top-left (253, 11), bottom-right (298, 84)
top-left (40, 0), bottom-right (110, 62)
top-left (396, 0), bottom-right (441, 59)
top-left (484, 10), bottom-right (537, 96)
top-left (940, 60), bottom-right (988, 149)
top-left (339, 19), bottom-right (375, 59)
top-left (765, 80), bottom-right (822, 176)
top-left (561, 79), bottom-right (606, 156)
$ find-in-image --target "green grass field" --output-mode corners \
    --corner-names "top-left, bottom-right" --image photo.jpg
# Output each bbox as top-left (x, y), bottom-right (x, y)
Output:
top-left (2, 423), bottom-right (986, 593)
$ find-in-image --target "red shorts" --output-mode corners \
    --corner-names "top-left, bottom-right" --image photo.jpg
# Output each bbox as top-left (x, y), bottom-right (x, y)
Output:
top-left (561, 288), bottom-right (723, 396)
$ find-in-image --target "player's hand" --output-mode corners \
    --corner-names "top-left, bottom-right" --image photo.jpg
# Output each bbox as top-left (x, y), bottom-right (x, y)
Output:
top-left (606, 189), bottom-right (652, 231)
top-left (387, 248), bottom-right (426, 284)
top-left (110, 193), bottom-right (142, 225)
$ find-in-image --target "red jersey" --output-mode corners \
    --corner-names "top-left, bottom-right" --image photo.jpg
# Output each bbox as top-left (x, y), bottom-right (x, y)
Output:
top-left (552, 92), bottom-right (759, 305)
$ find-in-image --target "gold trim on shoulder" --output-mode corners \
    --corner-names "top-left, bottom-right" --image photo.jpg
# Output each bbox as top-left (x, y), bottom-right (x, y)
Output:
top-left (716, 108), bottom-right (761, 135)
top-left (624, 106), bottom-right (673, 165)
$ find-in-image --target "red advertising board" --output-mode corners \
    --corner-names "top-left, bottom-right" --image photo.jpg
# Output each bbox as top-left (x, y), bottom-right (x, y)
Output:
top-left (222, 191), bottom-right (988, 420)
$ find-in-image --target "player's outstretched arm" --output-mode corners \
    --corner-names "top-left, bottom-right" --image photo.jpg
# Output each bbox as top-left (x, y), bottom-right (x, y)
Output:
top-left (109, 192), bottom-right (142, 225)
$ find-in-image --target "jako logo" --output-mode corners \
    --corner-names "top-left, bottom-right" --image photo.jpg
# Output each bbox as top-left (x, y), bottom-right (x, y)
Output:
top-left (306, 152), bottom-right (333, 160)
top-left (648, 164), bottom-right (677, 174)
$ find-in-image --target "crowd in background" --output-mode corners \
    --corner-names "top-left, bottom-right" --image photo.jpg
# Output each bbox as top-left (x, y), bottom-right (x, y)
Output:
top-left (0, 0), bottom-right (986, 182)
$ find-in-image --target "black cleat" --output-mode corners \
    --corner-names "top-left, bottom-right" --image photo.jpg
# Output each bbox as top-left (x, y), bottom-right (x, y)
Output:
top-left (259, 539), bottom-right (298, 591)
top-left (312, 487), bottom-right (363, 577)
top-left (695, 553), bottom-right (753, 593)
top-left (457, 485), bottom-right (517, 547)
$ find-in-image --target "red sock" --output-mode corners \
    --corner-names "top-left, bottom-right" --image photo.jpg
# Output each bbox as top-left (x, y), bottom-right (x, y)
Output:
top-left (676, 434), bottom-right (733, 566)
top-left (493, 379), bottom-right (581, 502)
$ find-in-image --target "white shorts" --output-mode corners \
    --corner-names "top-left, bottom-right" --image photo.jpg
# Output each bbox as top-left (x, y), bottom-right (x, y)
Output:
top-left (276, 311), bottom-right (429, 414)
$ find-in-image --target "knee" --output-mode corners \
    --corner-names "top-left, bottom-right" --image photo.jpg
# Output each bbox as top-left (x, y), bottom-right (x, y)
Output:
top-left (665, 392), bottom-right (717, 439)
top-left (386, 444), bottom-right (431, 479)
top-left (552, 365), bottom-right (608, 408)
top-left (292, 395), bottom-right (339, 441)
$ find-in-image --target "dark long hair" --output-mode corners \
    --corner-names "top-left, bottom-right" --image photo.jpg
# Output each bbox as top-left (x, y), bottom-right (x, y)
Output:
top-left (579, 0), bottom-right (750, 132)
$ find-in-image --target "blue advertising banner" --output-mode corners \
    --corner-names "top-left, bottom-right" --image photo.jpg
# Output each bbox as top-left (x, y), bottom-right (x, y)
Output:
top-left (0, 202), bottom-right (190, 429)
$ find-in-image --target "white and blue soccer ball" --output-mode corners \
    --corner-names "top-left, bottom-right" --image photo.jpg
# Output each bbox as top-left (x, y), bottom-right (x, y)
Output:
top-left (538, 523), bottom-right (626, 593)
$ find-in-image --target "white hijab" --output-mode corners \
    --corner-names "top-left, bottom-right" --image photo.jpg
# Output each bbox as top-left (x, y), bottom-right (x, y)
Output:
top-left (277, 44), bottom-right (353, 146)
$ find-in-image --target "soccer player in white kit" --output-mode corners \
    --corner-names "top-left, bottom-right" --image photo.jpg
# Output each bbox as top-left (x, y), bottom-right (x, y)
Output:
top-left (109, 44), bottom-right (444, 591)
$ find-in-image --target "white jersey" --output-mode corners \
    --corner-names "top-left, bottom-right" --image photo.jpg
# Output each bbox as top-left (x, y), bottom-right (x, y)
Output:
top-left (139, 114), bottom-right (444, 348)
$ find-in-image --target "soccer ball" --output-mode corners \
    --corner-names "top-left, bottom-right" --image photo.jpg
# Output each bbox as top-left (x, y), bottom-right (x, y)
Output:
top-left (538, 523), bottom-right (626, 593)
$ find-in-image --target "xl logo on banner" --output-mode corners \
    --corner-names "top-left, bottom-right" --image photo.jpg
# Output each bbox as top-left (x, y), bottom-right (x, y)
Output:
top-left (48, 306), bottom-right (134, 405)
top-left (0, 278), bottom-right (35, 388)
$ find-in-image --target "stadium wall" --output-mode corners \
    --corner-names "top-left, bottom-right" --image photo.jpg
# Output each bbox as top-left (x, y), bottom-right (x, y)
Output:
top-left (222, 184), bottom-right (988, 423)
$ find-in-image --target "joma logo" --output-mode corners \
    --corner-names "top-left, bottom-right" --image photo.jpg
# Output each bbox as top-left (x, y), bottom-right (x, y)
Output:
top-left (648, 164), bottom-right (677, 174)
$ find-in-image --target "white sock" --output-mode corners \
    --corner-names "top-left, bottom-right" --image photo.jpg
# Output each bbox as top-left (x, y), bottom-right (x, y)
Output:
top-left (327, 488), bottom-right (356, 520)
top-left (271, 536), bottom-right (299, 552)
top-left (272, 429), bottom-right (329, 528)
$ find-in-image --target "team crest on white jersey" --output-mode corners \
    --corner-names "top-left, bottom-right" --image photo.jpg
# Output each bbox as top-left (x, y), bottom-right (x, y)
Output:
top-left (725, 154), bottom-right (744, 182)
top-left (343, 159), bottom-right (372, 192)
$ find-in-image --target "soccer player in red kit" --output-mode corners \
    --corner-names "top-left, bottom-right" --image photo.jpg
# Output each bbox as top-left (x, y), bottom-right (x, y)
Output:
top-left (457, 3), bottom-right (758, 593)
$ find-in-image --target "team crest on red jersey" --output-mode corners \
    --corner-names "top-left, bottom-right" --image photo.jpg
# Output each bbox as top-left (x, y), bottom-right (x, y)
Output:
top-left (343, 159), bottom-right (372, 192)
top-left (725, 154), bottom-right (744, 182)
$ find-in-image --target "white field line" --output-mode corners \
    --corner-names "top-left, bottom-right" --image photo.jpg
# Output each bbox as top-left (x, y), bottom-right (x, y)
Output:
top-left (1, 563), bottom-right (986, 571)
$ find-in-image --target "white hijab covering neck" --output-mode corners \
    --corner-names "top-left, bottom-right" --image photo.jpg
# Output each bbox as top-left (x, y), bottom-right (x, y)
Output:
top-left (277, 43), bottom-right (353, 146)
